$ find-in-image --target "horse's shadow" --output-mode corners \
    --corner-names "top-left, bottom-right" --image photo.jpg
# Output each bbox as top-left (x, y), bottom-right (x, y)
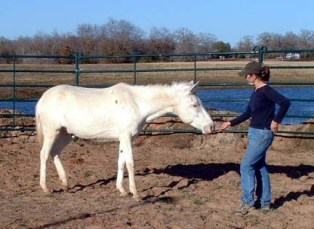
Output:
top-left (57, 176), bottom-right (117, 194)
top-left (63, 162), bottom-right (314, 209)
top-left (139, 162), bottom-right (239, 181)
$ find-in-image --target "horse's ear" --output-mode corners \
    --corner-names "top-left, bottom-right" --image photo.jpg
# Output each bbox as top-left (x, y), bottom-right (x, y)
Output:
top-left (191, 81), bottom-right (200, 94)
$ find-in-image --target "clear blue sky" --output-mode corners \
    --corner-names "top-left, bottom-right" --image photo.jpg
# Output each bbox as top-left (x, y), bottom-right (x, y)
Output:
top-left (1, 0), bottom-right (313, 47)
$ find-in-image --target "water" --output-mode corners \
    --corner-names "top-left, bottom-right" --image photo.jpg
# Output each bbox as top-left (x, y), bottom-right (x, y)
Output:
top-left (0, 87), bottom-right (313, 125)
top-left (197, 86), bottom-right (314, 125)
top-left (0, 99), bottom-right (37, 115)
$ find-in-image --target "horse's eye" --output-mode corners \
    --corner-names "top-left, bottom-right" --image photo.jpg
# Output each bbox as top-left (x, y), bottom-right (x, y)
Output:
top-left (193, 104), bottom-right (198, 108)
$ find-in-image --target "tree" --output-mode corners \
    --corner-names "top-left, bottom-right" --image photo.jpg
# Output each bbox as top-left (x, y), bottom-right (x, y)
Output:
top-left (0, 37), bottom-right (16, 63)
top-left (95, 19), bottom-right (145, 62)
top-left (299, 30), bottom-right (314, 49)
top-left (173, 27), bottom-right (198, 61)
top-left (195, 32), bottom-right (217, 52)
top-left (56, 45), bottom-right (75, 64)
top-left (281, 32), bottom-right (299, 49)
top-left (14, 37), bottom-right (32, 55)
top-left (236, 35), bottom-right (255, 51)
top-left (212, 41), bottom-right (231, 52)
top-left (2, 17), bottom-right (314, 63)
top-left (148, 27), bottom-right (175, 54)
top-left (257, 32), bottom-right (273, 49)
top-left (174, 27), bottom-right (197, 53)
top-left (76, 24), bottom-right (98, 56)
top-left (299, 30), bottom-right (314, 59)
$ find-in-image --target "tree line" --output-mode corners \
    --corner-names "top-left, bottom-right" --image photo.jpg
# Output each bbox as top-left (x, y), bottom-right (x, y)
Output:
top-left (1, 18), bottom-right (314, 64)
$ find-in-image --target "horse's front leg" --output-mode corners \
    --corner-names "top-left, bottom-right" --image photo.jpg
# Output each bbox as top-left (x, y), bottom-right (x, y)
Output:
top-left (116, 146), bottom-right (127, 197)
top-left (116, 134), bottom-right (140, 201)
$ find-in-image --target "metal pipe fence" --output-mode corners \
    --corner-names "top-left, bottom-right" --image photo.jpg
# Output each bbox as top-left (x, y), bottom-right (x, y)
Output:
top-left (0, 48), bottom-right (314, 136)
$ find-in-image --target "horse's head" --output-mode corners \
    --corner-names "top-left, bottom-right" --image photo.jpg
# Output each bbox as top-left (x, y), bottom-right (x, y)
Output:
top-left (173, 81), bottom-right (215, 134)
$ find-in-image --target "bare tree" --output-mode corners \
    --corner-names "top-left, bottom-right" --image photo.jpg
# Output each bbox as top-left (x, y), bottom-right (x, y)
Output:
top-left (195, 32), bottom-right (217, 52)
top-left (2, 17), bottom-right (314, 63)
top-left (148, 27), bottom-right (175, 54)
top-left (0, 37), bottom-right (16, 63)
top-left (76, 24), bottom-right (98, 56)
top-left (299, 30), bottom-right (314, 59)
top-left (281, 32), bottom-right (299, 49)
top-left (194, 32), bottom-right (217, 60)
top-left (93, 19), bottom-right (145, 62)
top-left (237, 35), bottom-right (255, 51)
top-left (173, 27), bottom-right (198, 61)
top-left (299, 30), bottom-right (314, 49)
top-left (145, 27), bottom-right (175, 61)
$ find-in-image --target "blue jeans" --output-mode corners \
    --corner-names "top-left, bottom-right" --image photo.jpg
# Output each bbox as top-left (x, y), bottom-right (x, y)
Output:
top-left (240, 127), bottom-right (274, 207)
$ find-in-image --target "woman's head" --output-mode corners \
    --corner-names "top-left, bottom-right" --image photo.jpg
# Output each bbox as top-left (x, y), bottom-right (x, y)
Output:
top-left (239, 61), bottom-right (270, 81)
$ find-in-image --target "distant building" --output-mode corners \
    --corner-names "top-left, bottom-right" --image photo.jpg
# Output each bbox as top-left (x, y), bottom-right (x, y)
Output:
top-left (285, 53), bottom-right (300, 60)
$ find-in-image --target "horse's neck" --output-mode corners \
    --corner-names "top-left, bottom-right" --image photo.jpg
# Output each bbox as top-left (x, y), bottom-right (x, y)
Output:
top-left (135, 85), bottom-right (176, 116)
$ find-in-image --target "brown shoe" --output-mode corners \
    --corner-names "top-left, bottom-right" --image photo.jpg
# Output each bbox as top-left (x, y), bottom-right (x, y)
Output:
top-left (234, 203), bottom-right (253, 215)
top-left (260, 205), bottom-right (271, 213)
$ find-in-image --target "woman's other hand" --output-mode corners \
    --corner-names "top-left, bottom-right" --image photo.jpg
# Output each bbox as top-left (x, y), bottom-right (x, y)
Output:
top-left (271, 121), bottom-right (279, 133)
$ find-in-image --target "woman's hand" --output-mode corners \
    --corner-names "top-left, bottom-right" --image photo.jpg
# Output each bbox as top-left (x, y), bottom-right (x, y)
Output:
top-left (219, 121), bottom-right (231, 132)
top-left (271, 121), bottom-right (279, 133)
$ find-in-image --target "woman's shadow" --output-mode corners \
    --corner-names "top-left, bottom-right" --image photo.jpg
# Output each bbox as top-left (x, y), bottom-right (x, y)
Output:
top-left (269, 164), bottom-right (314, 208)
top-left (143, 162), bottom-right (314, 209)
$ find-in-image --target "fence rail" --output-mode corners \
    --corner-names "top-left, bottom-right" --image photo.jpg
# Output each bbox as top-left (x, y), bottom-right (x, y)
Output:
top-left (1, 47), bottom-right (314, 136)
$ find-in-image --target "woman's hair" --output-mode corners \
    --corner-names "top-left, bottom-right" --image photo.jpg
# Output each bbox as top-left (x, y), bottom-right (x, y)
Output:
top-left (257, 66), bottom-right (270, 81)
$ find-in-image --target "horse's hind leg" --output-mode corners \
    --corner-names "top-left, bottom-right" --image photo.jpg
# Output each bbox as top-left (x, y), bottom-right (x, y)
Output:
top-left (40, 133), bottom-right (56, 193)
top-left (51, 128), bottom-right (72, 191)
top-left (40, 128), bottom-right (71, 193)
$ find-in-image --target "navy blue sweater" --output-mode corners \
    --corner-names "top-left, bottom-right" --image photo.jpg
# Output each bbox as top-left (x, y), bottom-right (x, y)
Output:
top-left (230, 85), bottom-right (291, 129)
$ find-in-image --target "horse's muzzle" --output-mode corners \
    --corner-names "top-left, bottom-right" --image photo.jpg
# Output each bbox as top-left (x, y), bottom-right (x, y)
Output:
top-left (202, 124), bottom-right (215, 134)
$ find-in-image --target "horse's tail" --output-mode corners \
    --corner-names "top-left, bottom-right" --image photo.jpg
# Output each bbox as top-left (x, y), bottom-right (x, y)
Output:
top-left (35, 103), bottom-right (44, 148)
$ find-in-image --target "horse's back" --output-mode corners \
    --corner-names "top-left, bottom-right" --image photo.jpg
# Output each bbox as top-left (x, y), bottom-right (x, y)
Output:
top-left (38, 85), bottom-right (103, 110)
top-left (36, 84), bottom-right (143, 138)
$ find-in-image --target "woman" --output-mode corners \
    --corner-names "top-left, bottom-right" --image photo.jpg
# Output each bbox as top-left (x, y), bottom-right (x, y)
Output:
top-left (219, 61), bottom-right (291, 215)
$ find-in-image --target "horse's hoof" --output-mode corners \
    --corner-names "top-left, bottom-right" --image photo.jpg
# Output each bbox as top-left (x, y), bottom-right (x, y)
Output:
top-left (42, 188), bottom-right (50, 194)
top-left (132, 194), bottom-right (142, 202)
top-left (120, 192), bottom-right (129, 198)
top-left (62, 186), bottom-right (69, 192)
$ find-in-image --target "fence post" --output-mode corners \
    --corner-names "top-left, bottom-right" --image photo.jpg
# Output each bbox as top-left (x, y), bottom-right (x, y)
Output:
top-left (74, 53), bottom-right (80, 86)
top-left (258, 46), bottom-right (267, 63)
top-left (193, 55), bottom-right (197, 83)
top-left (133, 56), bottom-right (137, 85)
top-left (13, 57), bottom-right (16, 127)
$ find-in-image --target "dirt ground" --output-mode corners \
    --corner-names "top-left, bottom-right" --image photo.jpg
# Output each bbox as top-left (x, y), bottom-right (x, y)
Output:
top-left (0, 120), bottom-right (314, 229)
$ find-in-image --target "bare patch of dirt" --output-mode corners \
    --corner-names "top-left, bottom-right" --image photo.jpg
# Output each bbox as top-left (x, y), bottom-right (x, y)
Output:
top-left (0, 127), bottom-right (314, 228)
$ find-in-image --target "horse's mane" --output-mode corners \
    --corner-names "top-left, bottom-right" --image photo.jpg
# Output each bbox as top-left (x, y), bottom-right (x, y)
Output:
top-left (131, 81), bottom-right (193, 92)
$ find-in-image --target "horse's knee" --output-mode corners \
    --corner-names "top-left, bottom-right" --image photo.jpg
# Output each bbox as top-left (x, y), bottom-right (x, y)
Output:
top-left (126, 161), bottom-right (134, 171)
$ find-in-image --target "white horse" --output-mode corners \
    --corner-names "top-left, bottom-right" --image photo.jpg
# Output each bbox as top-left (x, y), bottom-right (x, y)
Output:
top-left (36, 81), bottom-right (214, 200)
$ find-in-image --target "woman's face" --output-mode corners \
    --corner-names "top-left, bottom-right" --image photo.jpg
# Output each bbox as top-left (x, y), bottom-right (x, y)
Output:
top-left (245, 74), bottom-right (256, 85)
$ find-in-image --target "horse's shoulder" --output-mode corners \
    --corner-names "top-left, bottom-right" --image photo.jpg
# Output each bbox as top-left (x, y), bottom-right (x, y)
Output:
top-left (48, 84), bottom-right (74, 93)
top-left (110, 83), bottom-right (134, 93)
top-left (113, 82), bottom-right (131, 89)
